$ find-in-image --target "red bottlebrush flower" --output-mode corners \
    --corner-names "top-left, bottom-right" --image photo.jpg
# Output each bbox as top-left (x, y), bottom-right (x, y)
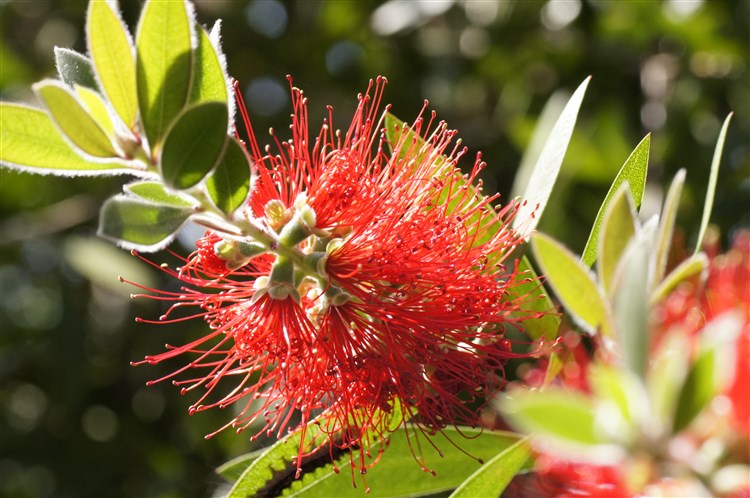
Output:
top-left (128, 77), bottom-right (538, 482)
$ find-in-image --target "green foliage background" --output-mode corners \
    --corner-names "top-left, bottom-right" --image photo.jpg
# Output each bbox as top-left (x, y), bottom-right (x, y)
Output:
top-left (0, 1), bottom-right (747, 497)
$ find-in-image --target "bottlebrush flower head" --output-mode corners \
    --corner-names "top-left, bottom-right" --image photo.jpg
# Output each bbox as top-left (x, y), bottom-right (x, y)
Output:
top-left (126, 77), bottom-right (540, 483)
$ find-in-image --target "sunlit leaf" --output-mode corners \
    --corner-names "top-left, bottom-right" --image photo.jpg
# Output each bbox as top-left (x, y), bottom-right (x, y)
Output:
top-left (54, 47), bottom-right (97, 89)
top-left (648, 330), bottom-right (690, 435)
top-left (0, 103), bottom-right (133, 176)
top-left (588, 364), bottom-right (645, 444)
top-left (75, 84), bottom-right (116, 136)
top-left (159, 102), bottom-right (228, 190)
top-left (597, 184), bottom-right (637, 295)
top-left (98, 194), bottom-right (192, 251)
top-left (499, 389), bottom-right (601, 448)
top-left (86, 0), bottom-right (138, 128)
top-left (190, 22), bottom-right (231, 125)
top-left (611, 233), bottom-right (651, 378)
top-left (694, 113), bottom-right (732, 254)
top-left (530, 232), bottom-right (613, 336)
top-left (449, 437), bottom-right (531, 498)
top-left (33, 79), bottom-right (118, 158)
top-left (205, 136), bottom-right (251, 215)
top-left (514, 77), bottom-right (591, 238)
top-left (651, 252), bottom-right (708, 304)
top-left (279, 428), bottom-right (525, 497)
top-left (653, 169), bottom-right (686, 285)
top-left (125, 180), bottom-right (197, 207)
top-left (511, 90), bottom-right (569, 199)
top-left (136, 0), bottom-right (194, 148)
top-left (582, 134), bottom-right (649, 267)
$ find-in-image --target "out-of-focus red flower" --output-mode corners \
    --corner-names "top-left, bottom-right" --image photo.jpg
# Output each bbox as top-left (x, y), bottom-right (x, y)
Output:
top-left (127, 78), bottom-right (538, 481)
top-left (504, 455), bottom-right (631, 498)
top-left (655, 230), bottom-right (750, 435)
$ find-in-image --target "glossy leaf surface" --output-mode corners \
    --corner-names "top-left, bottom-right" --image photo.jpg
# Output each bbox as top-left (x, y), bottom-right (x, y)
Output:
top-left (86, 0), bottom-right (138, 128)
top-left (159, 102), bottom-right (228, 190)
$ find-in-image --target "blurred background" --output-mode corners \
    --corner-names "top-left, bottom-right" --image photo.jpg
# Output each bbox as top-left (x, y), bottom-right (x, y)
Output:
top-left (1, 0), bottom-right (748, 496)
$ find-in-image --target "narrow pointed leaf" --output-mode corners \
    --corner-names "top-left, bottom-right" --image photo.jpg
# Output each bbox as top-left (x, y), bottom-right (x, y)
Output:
top-left (33, 80), bottom-right (118, 158)
top-left (511, 90), bottom-right (569, 199)
top-left (98, 194), bottom-right (192, 251)
top-left (673, 313), bottom-right (742, 433)
top-left (514, 77), bottom-right (590, 238)
top-left (694, 113), bottom-right (732, 254)
top-left (159, 102), bottom-right (228, 190)
top-left (449, 438), bottom-right (532, 498)
top-left (75, 84), bottom-right (116, 136)
top-left (206, 137), bottom-right (251, 215)
top-left (648, 331), bottom-right (690, 435)
top-left (136, 0), bottom-right (193, 148)
top-left (125, 180), bottom-right (197, 207)
top-left (0, 103), bottom-right (132, 176)
top-left (612, 234), bottom-right (650, 378)
top-left (87, 0), bottom-right (138, 128)
top-left (530, 232), bottom-right (613, 336)
top-left (651, 252), bottom-right (708, 304)
top-left (190, 23), bottom-right (230, 112)
top-left (582, 134), bottom-right (649, 266)
top-left (54, 47), bottom-right (97, 89)
top-left (597, 184), bottom-right (637, 295)
top-left (654, 169), bottom-right (686, 285)
top-left (276, 428), bottom-right (525, 498)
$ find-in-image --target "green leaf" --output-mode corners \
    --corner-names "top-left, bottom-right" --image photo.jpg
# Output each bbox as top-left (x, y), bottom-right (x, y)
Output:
top-left (653, 169), bottom-right (686, 286)
top-left (597, 184), bottom-right (637, 295)
top-left (513, 76), bottom-right (590, 238)
top-left (75, 84), bottom-right (116, 136)
top-left (125, 180), bottom-right (197, 207)
top-left (510, 255), bottom-right (561, 342)
top-left (0, 103), bottom-right (133, 176)
top-left (136, 0), bottom-right (194, 148)
top-left (54, 47), bottom-right (97, 89)
top-left (612, 234), bottom-right (651, 378)
top-left (587, 364), bottom-right (644, 444)
top-left (33, 79), bottom-right (118, 158)
top-left (98, 194), bottom-right (192, 251)
top-left (86, 0), bottom-right (138, 128)
top-left (651, 252), bottom-right (708, 304)
top-left (694, 113), bottom-right (732, 254)
top-left (190, 22), bottom-right (230, 113)
top-left (449, 437), bottom-right (532, 498)
top-left (206, 137), bottom-right (251, 215)
top-left (278, 428), bottom-right (525, 498)
top-left (216, 450), bottom-right (265, 483)
top-left (511, 90), bottom-right (569, 199)
top-left (648, 330), bottom-right (690, 435)
top-left (582, 134), bottom-right (649, 267)
top-left (530, 232), bottom-right (613, 336)
top-left (673, 313), bottom-right (743, 433)
top-left (499, 389), bottom-right (602, 448)
top-left (159, 102), bottom-right (229, 190)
